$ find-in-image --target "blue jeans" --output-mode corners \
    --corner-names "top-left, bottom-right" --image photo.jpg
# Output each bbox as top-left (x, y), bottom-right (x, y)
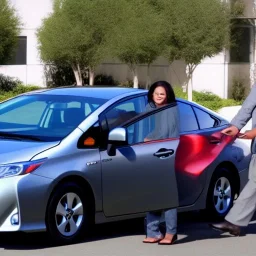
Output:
top-left (146, 208), bottom-right (177, 238)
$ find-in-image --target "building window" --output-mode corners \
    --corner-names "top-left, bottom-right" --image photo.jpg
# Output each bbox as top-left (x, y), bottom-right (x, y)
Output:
top-left (8, 36), bottom-right (27, 65)
top-left (230, 26), bottom-right (251, 63)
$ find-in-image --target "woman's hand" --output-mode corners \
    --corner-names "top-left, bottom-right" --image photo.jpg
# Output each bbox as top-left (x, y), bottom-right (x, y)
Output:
top-left (144, 138), bottom-right (150, 142)
top-left (238, 128), bottom-right (256, 139)
top-left (221, 125), bottom-right (239, 136)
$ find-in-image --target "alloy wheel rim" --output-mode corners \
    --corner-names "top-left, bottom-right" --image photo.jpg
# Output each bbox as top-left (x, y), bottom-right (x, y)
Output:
top-left (213, 177), bottom-right (232, 214)
top-left (55, 192), bottom-right (84, 237)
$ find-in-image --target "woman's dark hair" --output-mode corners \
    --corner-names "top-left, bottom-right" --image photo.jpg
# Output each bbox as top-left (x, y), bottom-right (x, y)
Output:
top-left (147, 80), bottom-right (176, 104)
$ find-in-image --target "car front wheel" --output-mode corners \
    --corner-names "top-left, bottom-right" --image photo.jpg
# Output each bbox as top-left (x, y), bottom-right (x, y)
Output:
top-left (206, 167), bottom-right (237, 219)
top-left (46, 182), bottom-right (92, 244)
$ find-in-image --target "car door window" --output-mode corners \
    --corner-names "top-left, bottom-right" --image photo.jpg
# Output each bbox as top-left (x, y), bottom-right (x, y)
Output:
top-left (177, 102), bottom-right (198, 132)
top-left (125, 105), bottom-right (179, 145)
top-left (105, 96), bottom-right (146, 131)
top-left (193, 107), bottom-right (218, 129)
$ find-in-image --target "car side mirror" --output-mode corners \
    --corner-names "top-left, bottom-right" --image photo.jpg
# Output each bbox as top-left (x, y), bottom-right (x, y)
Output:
top-left (107, 128), bottom-right (127, 156)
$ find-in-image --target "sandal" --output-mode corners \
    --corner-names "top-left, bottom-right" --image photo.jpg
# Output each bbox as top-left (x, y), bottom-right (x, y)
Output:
top-left (158, 234), bottom-right (178, 245)
top-left (143, 237), bottom-right (163, 243)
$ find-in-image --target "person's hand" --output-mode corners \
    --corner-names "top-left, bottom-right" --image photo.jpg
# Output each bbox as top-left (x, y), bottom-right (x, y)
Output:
top-left (144, 138), bottom-right (150, 142)
top-left (221, 125), bottom-right (239, 136)
top-left (237, 129), bottom-right (256, 140)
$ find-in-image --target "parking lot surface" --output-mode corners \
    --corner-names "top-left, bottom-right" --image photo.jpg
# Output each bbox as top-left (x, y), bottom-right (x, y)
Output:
top-left (0, 212), bottom-right (256, 256)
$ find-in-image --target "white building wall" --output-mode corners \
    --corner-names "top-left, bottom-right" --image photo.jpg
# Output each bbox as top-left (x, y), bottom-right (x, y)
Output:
top-left (192, 52), bottom-right (227, 98)
top-left (97, 53), bottom-right (228, 98)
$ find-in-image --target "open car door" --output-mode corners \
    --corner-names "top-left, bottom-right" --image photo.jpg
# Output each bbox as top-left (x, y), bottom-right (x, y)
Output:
top-left (100, 104), bottom-right (179, 217)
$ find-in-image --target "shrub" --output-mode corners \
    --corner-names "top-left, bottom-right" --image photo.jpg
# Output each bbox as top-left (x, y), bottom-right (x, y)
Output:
top-left (94, 74), bottom-right (117, 86)
top-left (193, 91), bottom-right (221, 101)
top-left (13, 84), bottom-right (41, 94)
top-left (44, 64), bottom-right (76, 87)
top-left (198, 99), bottom-right (241, 111)
top-left (173, 86), bottom-right (242, 111)
top-left (119, 80), bottom-right (134, 88)
top-left (173, 86), bottom-right (187, 99)
top-left (0, 74), bottom-right (22, 92)
top-left (231, 78), bottom-right (246, 101)
top-left (0, 85), bottom-right (42, 102)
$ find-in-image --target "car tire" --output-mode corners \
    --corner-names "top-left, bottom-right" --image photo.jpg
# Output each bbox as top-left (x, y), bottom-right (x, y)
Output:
top-left (206, 166), bottom-right (237, 220)
top-left (46, 182), bottom-right (92, 245)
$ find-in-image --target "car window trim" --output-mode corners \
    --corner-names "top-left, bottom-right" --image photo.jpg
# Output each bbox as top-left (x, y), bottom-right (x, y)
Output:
top-left (122, 102), bottom-right (177, 128)
top-left (110, 102), bottom-right (179, 147)
top-left (99, 93), bottom-right (147, 130)
top-left (192, 106), bottom-right (220, 130)
top-left (176, 100), bottom-right (199, 132)
top-left (98, 93), bottom-right (147, 150)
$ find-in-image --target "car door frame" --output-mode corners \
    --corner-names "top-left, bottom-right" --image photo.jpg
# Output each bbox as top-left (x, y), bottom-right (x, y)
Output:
top-left (98, 94), bottom-right (148, 150)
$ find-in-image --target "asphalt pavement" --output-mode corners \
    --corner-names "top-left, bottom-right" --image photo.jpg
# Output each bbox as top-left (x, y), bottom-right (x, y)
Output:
top-left (0, 212), bottom-right (255, 256)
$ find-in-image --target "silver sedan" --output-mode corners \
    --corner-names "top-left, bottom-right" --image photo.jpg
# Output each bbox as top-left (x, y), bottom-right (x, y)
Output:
top-left (0, 87), bottom-right (250, 244)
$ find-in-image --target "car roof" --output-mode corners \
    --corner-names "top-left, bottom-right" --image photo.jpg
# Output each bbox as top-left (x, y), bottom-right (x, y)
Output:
top-left (29, 86), bottom-right (147, 100)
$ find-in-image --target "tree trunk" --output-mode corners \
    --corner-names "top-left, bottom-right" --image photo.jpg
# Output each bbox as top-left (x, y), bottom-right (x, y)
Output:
top-left (72, 63), bottom-right (83, 86)
top-left (187, 74), bottom-right (193, 102)
top-left (250, 21), bottom-right (256, 87)
top-left (186, 64), bottom-right (196, 102)
top-left (146, 63), bottom-right (151, 89)
top-left (89, 67), bottom-right (95, 86)
top-left (250, 63), bottom-right (256, 87)
top-left (132, 66), bottom-right (139, 88)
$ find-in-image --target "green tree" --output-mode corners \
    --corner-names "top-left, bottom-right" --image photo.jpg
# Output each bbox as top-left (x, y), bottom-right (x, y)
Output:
top-left (37, 0), bottom-right (120, 86)
top-left (110, 0), bottom-right (166, 88)
top-left (0, 0), bottom-right (21, 64)
top-left (159, 0), bottom-right (230, 101)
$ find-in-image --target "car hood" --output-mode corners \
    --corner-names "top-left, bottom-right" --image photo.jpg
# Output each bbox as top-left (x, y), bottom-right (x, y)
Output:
top-left (0, 139), bottom-right (60, 164)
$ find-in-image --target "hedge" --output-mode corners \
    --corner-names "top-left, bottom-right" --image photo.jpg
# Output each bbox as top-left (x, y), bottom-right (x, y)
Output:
top-left (173, 87), bottom-right (242, 111)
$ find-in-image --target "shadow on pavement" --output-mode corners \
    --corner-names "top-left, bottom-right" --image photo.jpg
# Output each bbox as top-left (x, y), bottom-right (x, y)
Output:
top-left (0, 211), bottom-right (256, 250)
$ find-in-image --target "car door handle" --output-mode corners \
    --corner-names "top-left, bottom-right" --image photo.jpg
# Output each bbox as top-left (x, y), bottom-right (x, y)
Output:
top-left (208, 132), bottom-right (224, 144)
top-left (153, 148), bottom-right (174, 158)
top-left (209, 138), bottom-right (221, 144)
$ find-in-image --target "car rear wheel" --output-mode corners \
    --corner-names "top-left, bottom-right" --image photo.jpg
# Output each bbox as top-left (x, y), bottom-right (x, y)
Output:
top-left (46, 182), bottom-right (92, 244)
top-left (206, 167), bottom-right (237, 219)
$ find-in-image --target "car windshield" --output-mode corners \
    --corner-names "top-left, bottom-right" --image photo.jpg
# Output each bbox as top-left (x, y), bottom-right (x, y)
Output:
top-left (0, 94), bottom-right (107, 142)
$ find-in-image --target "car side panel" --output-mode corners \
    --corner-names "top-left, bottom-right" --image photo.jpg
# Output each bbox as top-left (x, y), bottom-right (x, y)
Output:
top-left (176, 127), bottom-right (236, 207)
top-left (177, 135), bottom-right (251, 212)
top-left (17, 174), bottom-right (53, 231)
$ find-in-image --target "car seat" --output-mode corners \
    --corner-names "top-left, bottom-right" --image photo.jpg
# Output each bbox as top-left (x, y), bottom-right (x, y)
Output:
top-left (64, 108), bottom-right (85, 128)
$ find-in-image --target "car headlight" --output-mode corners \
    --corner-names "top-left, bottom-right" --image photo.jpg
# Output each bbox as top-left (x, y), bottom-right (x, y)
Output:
top-left (0, 158), bottom-right (47, 179)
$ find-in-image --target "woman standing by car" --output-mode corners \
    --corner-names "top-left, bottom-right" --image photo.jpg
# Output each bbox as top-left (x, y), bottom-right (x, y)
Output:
top-left (143, 81), bottom-right (180, 245)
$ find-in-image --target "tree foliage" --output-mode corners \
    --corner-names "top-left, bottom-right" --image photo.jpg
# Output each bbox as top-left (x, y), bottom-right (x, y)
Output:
top-left (156, 0), bottom-right (230, 100)
top-left (38, 0), bottom-right (230, 92)
top-left (37, 0), bottom-right (121, 85)
top-left (110, 0), bottom-right (166, 88)
top-left (0, 0), bottom-right (21, 64)
top-left (162, 0), bottom-right (230, 64)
